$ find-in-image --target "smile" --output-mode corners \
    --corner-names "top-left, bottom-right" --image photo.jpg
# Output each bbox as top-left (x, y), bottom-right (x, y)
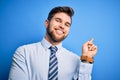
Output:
top-left (55, 29), bottom-right (64, 35)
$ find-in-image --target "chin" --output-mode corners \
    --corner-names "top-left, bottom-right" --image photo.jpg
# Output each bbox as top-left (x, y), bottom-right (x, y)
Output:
top-left (52, 36), bottom-right (66, 42)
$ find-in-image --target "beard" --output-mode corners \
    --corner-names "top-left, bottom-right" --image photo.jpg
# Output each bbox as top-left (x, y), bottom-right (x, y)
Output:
top-left (47, 25), bottom-right (68, 42)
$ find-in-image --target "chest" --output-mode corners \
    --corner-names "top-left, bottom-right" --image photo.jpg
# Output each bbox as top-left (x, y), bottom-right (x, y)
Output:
top-left (57, 54), bottom-right (78, 78)
top-left (26, 49), bottom-right (78, 79)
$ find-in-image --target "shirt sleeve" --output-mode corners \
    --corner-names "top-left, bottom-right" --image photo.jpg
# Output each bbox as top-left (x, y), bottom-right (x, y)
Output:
top-left (78, 61), bottom-right (93, 80)
top-left (8, 46), bottom-right (28, 80)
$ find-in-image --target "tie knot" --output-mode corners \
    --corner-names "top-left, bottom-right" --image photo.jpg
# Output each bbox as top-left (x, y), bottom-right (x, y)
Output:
top-left (49, 46), bottom-right (58, 53)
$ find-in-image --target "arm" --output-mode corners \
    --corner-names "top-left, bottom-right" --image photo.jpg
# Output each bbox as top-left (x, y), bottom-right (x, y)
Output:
top-left (73, 61), bottom-right (93, 80)
top-left (78, 38), bottom-right (98, 80)
top-left (78, 61), bottom-right (93, 80)
top-left (8, 46), bottom-right (28, 80)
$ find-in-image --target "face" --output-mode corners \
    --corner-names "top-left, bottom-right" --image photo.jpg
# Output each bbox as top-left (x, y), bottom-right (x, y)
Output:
top-left (45, 12), bottom-right (71, 43)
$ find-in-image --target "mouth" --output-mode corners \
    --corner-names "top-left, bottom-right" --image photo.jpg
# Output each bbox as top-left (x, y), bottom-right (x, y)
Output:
top-left (55, 28), bottom-right (64, 35)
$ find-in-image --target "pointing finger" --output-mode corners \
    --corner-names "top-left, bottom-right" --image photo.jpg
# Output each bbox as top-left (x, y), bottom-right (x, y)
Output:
top-left (89, 38), bottom-right (94, 43)
top-left (88, 38), bottom-right (94, 46)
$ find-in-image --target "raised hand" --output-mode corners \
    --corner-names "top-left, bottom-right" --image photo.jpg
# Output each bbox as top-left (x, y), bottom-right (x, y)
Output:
top-left (82, 38), bottom-right (98, 58)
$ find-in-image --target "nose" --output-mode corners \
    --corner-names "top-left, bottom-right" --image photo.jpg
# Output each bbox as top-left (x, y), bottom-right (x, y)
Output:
top-left (59, 23), bottom-right (64, 29)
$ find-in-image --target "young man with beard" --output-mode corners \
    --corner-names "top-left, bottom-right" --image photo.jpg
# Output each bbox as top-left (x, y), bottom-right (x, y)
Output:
top-left (9, 6), bottom-right (98, 80)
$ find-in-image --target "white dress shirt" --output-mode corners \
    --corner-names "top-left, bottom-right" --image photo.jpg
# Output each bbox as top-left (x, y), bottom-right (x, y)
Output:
top-left (8, 38), bottom-right (93, 80)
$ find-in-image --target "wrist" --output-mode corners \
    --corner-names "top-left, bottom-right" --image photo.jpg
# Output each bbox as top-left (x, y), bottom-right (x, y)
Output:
top-left (82, 53), bottom-right (94, 58)
top-left (80, 55), bottom-right (94, 64)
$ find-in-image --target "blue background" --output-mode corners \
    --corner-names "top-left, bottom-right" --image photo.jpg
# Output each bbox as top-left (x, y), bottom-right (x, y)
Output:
top-left (0, 0), bottom-right (120, 80)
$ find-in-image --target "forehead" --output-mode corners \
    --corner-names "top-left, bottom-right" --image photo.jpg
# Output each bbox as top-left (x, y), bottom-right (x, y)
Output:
top-left (53, 12), bottom-right (71, 23)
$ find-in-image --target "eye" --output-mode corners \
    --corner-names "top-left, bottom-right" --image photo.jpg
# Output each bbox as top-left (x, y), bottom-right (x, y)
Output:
top-left (65, 23), bottom-right (70, 27)
top-left (55, 18), bottom-right (61, 22)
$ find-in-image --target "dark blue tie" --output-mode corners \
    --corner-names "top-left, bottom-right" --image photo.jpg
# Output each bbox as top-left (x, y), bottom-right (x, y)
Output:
top-left (48, 46), bottom-right (58, 80)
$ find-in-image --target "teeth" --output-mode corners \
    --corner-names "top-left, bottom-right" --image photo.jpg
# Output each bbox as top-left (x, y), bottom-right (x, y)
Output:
top-left (56, 30), bottom-right (63, 35)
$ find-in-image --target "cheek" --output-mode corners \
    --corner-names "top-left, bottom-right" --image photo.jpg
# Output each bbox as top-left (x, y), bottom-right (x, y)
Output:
top-left (65, 28), bottom-right (70, 34)
top-left (49, 24), bottom-right (54, 31)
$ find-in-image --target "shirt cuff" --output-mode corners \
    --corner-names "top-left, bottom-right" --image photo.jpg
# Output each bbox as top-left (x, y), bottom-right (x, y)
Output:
top-left (79, 61), bottom-right (93, 74)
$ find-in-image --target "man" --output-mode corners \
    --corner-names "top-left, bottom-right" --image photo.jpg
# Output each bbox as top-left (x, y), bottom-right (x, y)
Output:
top-left (8, 6), bottom-right (97, 80)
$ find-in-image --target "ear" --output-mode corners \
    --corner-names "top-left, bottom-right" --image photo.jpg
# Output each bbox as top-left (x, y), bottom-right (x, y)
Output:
top-left (45, 20), bottom-right (49, 28)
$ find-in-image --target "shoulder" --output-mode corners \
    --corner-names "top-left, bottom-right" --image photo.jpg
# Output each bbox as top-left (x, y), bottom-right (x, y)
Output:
top-left (14, 42), bottom-right (42, 56)
top-left (16, 42), bottom-right (42, 51)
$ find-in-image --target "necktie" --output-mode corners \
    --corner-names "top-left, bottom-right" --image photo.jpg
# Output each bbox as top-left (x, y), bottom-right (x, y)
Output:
top-left (48, 46), bottom-right (58, 80)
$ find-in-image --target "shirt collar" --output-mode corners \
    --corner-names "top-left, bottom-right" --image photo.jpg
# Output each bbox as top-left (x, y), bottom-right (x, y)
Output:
top-left (41, 38), bottom-right (62, 50)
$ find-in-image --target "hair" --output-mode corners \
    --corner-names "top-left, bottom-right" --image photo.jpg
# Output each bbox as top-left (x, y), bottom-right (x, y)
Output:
top-left (47, 6), bottom-right (74, 21)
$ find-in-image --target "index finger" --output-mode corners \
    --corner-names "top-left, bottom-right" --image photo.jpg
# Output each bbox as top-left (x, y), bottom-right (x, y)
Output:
top-left (89, 38), bottom-right (94, 43)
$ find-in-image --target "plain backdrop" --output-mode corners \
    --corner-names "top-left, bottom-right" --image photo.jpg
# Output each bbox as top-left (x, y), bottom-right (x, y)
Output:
top-left (0, 0), bottom-right (120, 80)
